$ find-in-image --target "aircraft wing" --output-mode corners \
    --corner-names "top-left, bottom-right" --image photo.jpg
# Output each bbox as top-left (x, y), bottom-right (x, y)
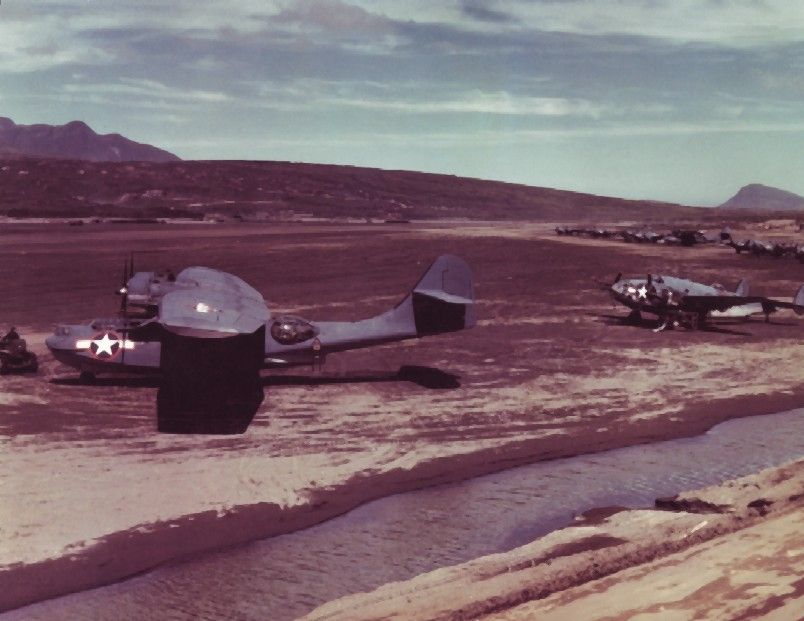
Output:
top-left (759, 284), bottom-right (804, 315)
top-left (127, 258), bottom-right (475, 434)
top-left (266, 254), bottom-right (476, 360)
top-left (682, 283), bottom-right (804, 316)
top-left (173, 266), bottom-right (266, 303)
top-left (680, 295), bottom-right (772, 314)
top-left (130, 267), bottom-right (270, 434)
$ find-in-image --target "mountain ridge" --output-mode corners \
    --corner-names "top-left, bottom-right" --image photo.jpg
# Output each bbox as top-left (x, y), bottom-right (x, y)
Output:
top-left (0, 117), bottom-right (180, 163)
top-left (0, 157), bottom-right (704, 221)
top-left (718, 183), bottom-right (804, 211)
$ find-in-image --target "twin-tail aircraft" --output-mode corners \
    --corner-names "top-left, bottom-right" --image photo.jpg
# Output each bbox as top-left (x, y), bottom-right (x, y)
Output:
top-left (605, 273), bottom-right (804, 332)
top-left (47, 255), bottom-right (476, 434)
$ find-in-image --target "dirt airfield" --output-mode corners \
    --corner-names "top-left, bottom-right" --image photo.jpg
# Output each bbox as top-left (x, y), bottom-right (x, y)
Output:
top-left (1, 220), bottom-right (803, 614)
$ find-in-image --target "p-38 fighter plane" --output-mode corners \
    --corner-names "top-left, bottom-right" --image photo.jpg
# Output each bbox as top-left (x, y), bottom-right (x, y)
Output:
top-left (47, 255), bottom-right (475, 434)
top-left (606, 273), bottom-right (804, 332)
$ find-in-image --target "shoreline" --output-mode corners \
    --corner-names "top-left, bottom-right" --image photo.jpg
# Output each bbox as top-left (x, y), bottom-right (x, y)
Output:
top-left (302, 458), bottom-right (804, 620)
top-left (4, 389), bottom-right (803, 614)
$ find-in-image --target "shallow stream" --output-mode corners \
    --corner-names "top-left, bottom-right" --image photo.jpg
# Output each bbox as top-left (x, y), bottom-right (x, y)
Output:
top-left (6, 409), bottom-right (803, 620)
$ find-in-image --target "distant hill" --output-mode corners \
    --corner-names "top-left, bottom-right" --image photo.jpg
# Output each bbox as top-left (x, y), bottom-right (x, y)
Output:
top-left (718, 184), bottom-right (804, 211)
top-left (0, 117), bottom-right (179, 163)
top-left (0, 157), bottom-right (707, 222)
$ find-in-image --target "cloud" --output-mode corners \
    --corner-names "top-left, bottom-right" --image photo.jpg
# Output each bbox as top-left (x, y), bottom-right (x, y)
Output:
top-left (0, 17), bottom-right (112, 73)
top-left (273, 0), bottom-right (393, 34)
top-left (459, 1), bottom-right (516, 24)
top-left (325, 92), bottom-right (603, 117)
top-left (251, 78), bottom-right (603, 117)
top-left (58, 78), bottom-right (231, 110)
top-left (500, 0), bottom-right (804, 46)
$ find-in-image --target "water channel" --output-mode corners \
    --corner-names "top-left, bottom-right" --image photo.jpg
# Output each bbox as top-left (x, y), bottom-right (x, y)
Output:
top-left (7, 409), bottom-right (803, 620)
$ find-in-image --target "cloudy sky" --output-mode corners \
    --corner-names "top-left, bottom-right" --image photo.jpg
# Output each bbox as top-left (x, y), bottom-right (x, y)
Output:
top-left (2, 1), bottom-right (803, 204)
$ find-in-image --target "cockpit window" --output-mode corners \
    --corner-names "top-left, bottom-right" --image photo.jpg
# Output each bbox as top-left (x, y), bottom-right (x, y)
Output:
top-left (270, 316), bottom-right (317, 345)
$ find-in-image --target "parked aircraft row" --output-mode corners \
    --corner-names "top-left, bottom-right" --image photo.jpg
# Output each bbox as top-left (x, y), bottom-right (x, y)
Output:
top-left (4, 248), bottom-right (804, 434)
top-left (555, 226), bottom-right (717, 246)
top-left (557, 225), bottom-right (804, 263)
top-left (726, 238), bottom-right (804, 262)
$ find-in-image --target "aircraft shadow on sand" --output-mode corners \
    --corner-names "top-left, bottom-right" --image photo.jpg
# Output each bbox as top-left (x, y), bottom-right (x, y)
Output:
top-left (264, 365), bottom-right (461, 389)
top-left (50, 376), bottom-right (160, 388)
top-left (596, 313), bottom-right (753, 336)
top-left (49, 365), bottom-right (461, 391)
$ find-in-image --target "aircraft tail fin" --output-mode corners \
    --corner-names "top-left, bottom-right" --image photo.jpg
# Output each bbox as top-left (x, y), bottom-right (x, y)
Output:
top-left (304, 255), bottom-right (475, 355)
top-left (735, 278), bottom-right (749, 297)
top-left (794, 284), bottom-right (804, 315)
top-left (410, 254), bottom-right (476, 334)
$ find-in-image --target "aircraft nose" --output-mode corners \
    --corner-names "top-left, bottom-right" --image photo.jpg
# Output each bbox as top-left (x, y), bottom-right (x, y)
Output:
top-left (45, 332), bottom-right (71, 351)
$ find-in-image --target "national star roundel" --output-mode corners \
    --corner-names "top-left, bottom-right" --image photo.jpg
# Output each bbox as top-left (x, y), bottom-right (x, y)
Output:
top-left (89, 331), bottom-right (123, 360)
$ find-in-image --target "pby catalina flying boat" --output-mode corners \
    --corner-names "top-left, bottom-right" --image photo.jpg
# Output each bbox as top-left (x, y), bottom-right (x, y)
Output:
top-left (605, 273), bottom-right (804, 332)
top-left (47, 255), bottom-right (476, 434)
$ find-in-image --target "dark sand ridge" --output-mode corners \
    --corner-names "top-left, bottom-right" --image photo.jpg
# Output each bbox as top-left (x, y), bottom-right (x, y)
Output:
top-left (1, 222), bottom-right (804, 612)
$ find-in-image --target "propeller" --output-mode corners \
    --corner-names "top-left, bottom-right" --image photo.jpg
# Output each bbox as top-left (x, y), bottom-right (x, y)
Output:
top-left (118, 254), bottom-right (134, 363)
top-left (119, 256), bottom-right (129, 316)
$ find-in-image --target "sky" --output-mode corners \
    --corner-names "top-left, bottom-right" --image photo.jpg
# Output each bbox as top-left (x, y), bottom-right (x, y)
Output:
top-left (1, 0), bottom-right (803, 205)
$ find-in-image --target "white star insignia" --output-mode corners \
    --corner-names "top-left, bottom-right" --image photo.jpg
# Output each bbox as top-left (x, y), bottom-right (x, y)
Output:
top-left (637, 285), bottom-right (648, 299)
top-left (91, 332), bottom-right (120, 358)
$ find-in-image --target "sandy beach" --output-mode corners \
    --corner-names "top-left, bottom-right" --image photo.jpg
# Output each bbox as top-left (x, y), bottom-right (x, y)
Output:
top-left (2, 221), bottom-right (803, 613)
top-left (301, 459), bottom-right (804, 620)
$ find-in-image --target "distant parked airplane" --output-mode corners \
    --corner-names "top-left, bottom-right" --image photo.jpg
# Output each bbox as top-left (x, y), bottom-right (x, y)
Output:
top-left (604, 273), bottom-right (804, 332)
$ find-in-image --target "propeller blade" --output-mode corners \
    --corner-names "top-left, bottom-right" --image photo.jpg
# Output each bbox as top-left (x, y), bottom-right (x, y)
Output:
top-left (119, 256), bottom-right (130, 318)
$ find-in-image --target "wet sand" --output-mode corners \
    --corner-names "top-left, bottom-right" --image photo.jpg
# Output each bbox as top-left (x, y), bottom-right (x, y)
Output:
top-left (301, 459), bottom-right (804, 620)
top-left (1, 221), bottom-right (804, 612)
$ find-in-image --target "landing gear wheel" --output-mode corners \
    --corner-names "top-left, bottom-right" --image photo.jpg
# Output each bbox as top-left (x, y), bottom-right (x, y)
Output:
top-left (626, 309), bottom-right (642, 324)
top-left (687, 313), bottom-right (700, 331)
